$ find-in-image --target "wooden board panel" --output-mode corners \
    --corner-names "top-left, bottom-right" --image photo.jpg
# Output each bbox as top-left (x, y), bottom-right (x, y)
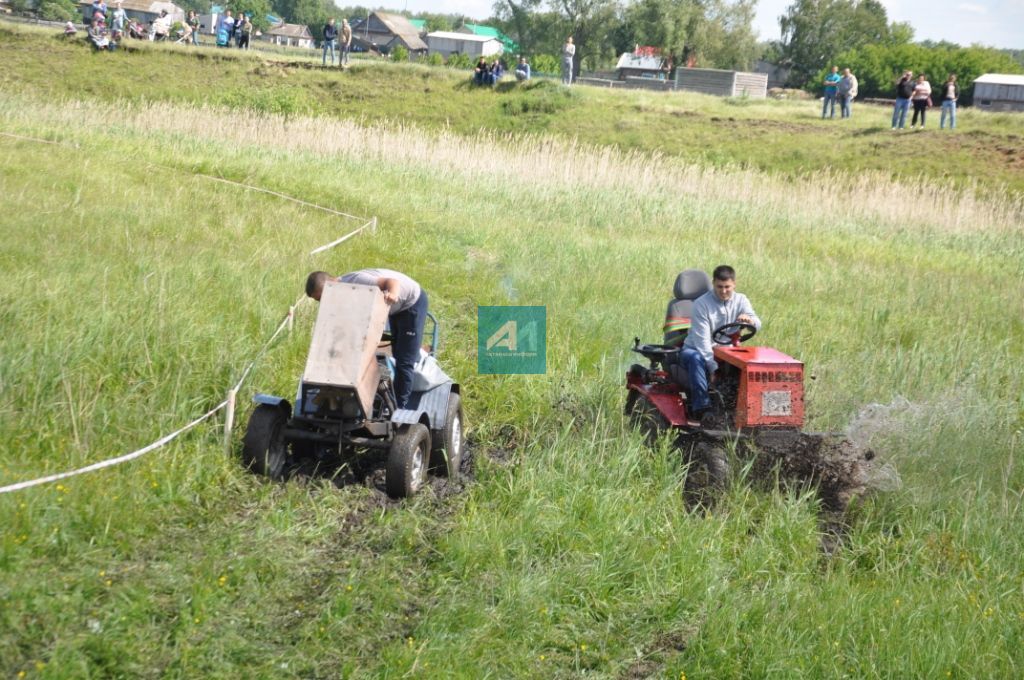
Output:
top-left (303, 281), bottom-right (389, 417)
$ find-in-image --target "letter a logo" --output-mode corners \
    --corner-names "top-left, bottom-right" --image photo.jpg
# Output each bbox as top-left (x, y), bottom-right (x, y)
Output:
top-left (486, 320), bottom-right (517, 351)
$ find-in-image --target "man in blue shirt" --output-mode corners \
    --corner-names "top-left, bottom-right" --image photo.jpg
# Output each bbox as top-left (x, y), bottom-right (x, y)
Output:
top-left (680, 265), bottom-right (760, 422)
top-left (514, 57), bottom-right (531, 81)
top-left (822, 65), bottom-right (841, 119)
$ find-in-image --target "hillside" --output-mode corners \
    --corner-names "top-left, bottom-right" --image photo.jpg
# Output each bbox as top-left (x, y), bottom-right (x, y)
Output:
top-left (2, 20), bottom-right (1024, 679)
top-left (3, 22), bottom-right (1024, 195)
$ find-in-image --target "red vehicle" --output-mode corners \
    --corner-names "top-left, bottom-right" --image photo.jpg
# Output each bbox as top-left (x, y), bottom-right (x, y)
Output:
top-left (625, 269), bottom-right (870, 508)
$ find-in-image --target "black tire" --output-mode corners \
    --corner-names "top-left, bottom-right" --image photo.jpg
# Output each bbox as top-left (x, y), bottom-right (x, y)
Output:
top-left (628, 394), bottom-right (669, 445)
top-left (386, 423), bottom-right (431, 498)
top-left (431, 392), bottom-right (463, 477)
top-left (241, 405), bottom-right (288, 480)
top-left (683, 441), bottom-right (730, 509)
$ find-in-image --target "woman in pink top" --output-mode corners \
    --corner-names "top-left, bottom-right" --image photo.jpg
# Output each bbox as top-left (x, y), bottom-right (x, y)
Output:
top-left (910, 73), bottom-right (932, 129)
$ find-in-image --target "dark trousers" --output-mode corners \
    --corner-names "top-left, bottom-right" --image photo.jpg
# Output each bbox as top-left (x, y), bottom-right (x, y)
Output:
top-left (911, 100), bottom-right (927, 126)
top-left (390, 291), bottom-right (427, 409)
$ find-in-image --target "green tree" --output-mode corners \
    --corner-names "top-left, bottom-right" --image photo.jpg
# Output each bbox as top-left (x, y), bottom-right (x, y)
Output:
top-left (779, 0), bottom-right (899, 89)
top-left (554, 0), bottom-right (619, 74)
top-left (833, 42), bottom-right (1024, 104)
top-left (232, 0), bottom-right (272, 31)
top-left (39, 0), bottom-right (76, 21)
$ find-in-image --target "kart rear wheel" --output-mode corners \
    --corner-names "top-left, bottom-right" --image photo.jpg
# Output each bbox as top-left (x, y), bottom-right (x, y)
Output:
top-left (386, 423), bottom-right (431, 498)
top-left (628, 394), bottom-right (669, 445)
top-left (241, 405), bottom-right (288, 480)
top-left (431, 392), bottom-right (463, 477)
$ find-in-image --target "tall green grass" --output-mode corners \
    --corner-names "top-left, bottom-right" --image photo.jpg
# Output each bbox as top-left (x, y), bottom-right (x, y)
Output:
top-left (1, 91), bottom-right (1022, 677)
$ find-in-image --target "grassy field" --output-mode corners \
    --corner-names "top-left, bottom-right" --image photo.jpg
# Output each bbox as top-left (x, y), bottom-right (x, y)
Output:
top-left (3, 21), bottom-right (1024, 196)
top-left (2, 27), bottom-right (1024, 678)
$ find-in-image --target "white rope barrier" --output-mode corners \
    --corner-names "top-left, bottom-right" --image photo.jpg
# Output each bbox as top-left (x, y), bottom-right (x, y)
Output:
top-left (0, 133), bottom-right (381, 494)
top-left (0, 131), bottom-right (77, 147)
top-left (309, 217), bottom-right (376, 255)
top-left (0, 401), bottom-right (227, 495)
top-left (194, 173), bottom-right (366, 222)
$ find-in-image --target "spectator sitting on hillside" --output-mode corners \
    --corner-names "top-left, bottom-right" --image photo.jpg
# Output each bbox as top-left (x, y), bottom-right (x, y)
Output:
top-left (489, 59), bottom-right (504, 85)
top-left (514, 56), bottom-right (531, 81)
top-left (474, 57), bottom-right (490, 86)
top-left (87, 18), bottom-right (112, 50)
top-left (63, 20), bottom-right (78, 37)
top-left (127, 18), bottom-right (146, 39)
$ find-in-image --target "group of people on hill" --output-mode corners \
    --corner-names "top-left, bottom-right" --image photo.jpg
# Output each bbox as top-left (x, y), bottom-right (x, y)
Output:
top-left (892, 71), bottom-right (960, 130)
top-left (821, 66), bottom-right (859, 119)
top-left (214, 10), bottom-right (254, 49)
top-left (321, 18), bottom-right (353, 66)
top-left (471, 56), bottom-right (532, 86)
top-left (72, 0), bottom-right (207, 51)
top-left (822, 65), bottom-right (961, 130)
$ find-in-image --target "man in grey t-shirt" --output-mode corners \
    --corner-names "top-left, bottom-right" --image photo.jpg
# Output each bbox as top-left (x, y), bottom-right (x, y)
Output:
top-left (306, 269), bottom-right (427, 409)
top-left (680, 265), bottom-right (760, 421)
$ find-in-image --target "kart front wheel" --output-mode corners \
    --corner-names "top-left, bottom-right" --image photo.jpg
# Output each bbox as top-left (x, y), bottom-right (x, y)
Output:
top-left (431, 392), bottom-right (464, 478)
top-left (386, 423), bottom-right (431, 498)
top-left (241, 405), bottom-right (288, 480)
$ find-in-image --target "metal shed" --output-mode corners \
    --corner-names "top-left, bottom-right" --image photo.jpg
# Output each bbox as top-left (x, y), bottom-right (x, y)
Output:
top-left (675, 68), bottom-right (768, 98)
top-left (973, 74), bottom-right (1024, 112)
top-left (426, 31), bottom-right (502, 59)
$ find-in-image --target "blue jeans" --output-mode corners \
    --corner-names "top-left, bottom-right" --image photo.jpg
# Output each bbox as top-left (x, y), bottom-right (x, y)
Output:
top-left (839, 95), bottom-right (852, 118)
top-left (191, 29), bottom-right (199, 45)
top-left (680, 348), bottom-right (712, 414)
top-left (941, 100), bottom-right (956, 129)
top-left (322, 39), bottom-right (336, 65)
top-left (822, 92), bottom-right (837, 118)
top-left (390, 291), bottom-right (428, 409)
top-left (892, 98), bottom-right (910, 128)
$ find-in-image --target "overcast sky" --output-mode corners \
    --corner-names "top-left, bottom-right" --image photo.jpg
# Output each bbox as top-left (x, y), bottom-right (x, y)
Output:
top-left (390, 0), bottom-right (1024, 50)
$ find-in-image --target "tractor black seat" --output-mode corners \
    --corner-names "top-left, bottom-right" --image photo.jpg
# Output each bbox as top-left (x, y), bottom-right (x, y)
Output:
top-left (664, 269), bottom-right (711, 347)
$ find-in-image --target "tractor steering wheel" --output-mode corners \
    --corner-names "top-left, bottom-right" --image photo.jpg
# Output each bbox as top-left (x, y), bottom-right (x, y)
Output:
top-left (712, 321), bottom-right (757, 346)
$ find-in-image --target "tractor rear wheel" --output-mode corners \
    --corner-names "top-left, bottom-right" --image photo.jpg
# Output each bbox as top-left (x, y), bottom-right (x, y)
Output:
top-left (241, 405), bottom-right (288, 480)
top-left (628, 394), bottom-right (669, 445)
top-left (431, 393), bottom-right (464, 478)
top-left (683, 441), bottom-right (730, 508)
top-left (386, 423), bottom-right (431, 498)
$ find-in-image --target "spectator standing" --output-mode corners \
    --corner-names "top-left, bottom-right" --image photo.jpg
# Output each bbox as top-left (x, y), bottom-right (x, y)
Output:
top-left (110, 1), bottom-right (125, 34)
top-left (187, 10), bottom-right (200, 45)
top-left (838, 67), bottom-right (858, 119)
top-left (562, 36), bottom-right (575, 85)
top-left (892, 70), bottom-right (914, 130)
top-left (217, 10), bottom-right (234, 48)
top-left (514, 56), bottom-right (531, 81)
top-left (910, 73), bottom-right (932, 129)
top-left (322, 18), bottom-right (338, 66)
top-left (340, 19), bottom-right (352, 66)
top-left (90, 0), bottom-right (107, 22)
top-left (940, 74), bottom-right (959, 130)
top-left (152, 9), bottom-right (170, 41)
top-left (821, 66), bottom-right (841, 119)
top-left (238, 15), bottom-right (252, 49)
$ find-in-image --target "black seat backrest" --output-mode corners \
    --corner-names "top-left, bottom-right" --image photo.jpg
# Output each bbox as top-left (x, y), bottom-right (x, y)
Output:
top-left (663, 269), bottom-right (711, 347)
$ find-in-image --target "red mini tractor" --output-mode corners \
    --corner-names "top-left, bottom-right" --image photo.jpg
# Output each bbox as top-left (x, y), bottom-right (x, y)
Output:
top-left (625, 269), bottom-right (871, 509)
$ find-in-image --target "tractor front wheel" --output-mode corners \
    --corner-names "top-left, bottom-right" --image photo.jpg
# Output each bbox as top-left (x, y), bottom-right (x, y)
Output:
top-left (386, 423), bottom-right (431, 498)
top-left (241, 405), bottom-right (289, 480)
top-left (628, 394), bottom-right (669, 445)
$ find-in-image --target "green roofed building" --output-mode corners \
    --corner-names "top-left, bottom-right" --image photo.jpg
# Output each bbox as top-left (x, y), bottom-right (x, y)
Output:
top-left (458, 23), bottom-right (518, 56)
top-left (408, 18), bottom-right (426, 31)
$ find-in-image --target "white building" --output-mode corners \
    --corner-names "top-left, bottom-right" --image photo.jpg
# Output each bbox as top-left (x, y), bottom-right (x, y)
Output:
top-left (425, 31), bottom-right (502, 59)
top-left (973, 74), bottom-right (1024, 112)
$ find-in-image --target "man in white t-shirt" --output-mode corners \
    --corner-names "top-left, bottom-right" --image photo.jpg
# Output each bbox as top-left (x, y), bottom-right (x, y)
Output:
top-left (306, 269), bottom-right (427, 408)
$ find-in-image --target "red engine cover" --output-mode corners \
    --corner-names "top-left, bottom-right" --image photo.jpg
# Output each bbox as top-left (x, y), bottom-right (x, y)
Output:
top-left (714, 346), bottom-right (804, 429)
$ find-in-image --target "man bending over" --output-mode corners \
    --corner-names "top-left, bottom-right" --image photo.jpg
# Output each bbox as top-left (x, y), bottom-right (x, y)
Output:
top-left (306, 269), bottom-right (427, 409)
top-left (680, 265), bottom-right (760, 421)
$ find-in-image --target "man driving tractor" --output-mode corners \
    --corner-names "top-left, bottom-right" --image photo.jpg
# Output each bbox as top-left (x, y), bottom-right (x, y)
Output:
top-left (305, 269), bottom-right (426, 409)
top-left (680, 265), bottom-right (760, 422)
